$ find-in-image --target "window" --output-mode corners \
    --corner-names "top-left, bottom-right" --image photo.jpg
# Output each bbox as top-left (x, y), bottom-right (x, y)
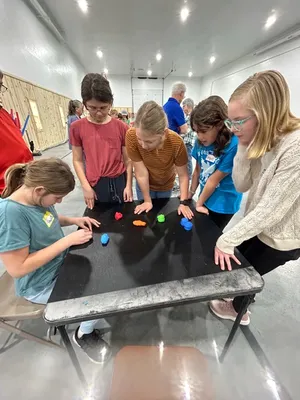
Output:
top-left (59, 105), bottom-right (66, 128)
top-left (29, 100), bottom-right (43, 131)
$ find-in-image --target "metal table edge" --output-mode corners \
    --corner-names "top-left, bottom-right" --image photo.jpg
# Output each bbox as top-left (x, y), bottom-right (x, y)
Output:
top-left (44, 266), bottom-right (264, 326)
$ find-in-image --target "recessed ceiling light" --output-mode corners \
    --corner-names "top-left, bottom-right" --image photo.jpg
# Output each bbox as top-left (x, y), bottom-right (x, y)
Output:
top-left (180, 7), bottom-right (190, 22)
top-left (77, 0), bottom-right (88, 13)
top-left (210, 55), bottom-right (216, 64)
top-left (188, 71), bottom-right (193, 77)
top-left (156, 52), bottom-right (162, 61)
top-left (265, 13), bottom-right (277, 29)
top-left (103, 68), bottom-right (108, 75)
top-left (147, 70), bottom-right (152, 76)
top-left (96, 49), bottom-right (103, 58)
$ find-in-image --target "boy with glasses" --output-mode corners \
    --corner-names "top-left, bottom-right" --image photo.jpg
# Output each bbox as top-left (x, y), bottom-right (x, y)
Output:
top-left (70, 73), bottom-right (133, 208)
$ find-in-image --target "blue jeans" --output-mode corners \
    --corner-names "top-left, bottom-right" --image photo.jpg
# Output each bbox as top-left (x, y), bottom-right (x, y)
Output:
top-left (136, 182), bottom-right (172, 201)
top-left (185, 143), bottom-right (193, 179)
top-left (25, 279), bottom-right (105, 335)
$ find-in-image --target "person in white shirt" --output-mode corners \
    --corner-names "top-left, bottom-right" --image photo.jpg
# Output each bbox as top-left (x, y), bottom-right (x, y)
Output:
top-left (209, 70), bottom-right (300, 326)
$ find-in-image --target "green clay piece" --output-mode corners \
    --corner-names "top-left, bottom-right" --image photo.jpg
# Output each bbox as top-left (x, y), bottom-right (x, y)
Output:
top-left (157, 214), bottom-right (165, 223)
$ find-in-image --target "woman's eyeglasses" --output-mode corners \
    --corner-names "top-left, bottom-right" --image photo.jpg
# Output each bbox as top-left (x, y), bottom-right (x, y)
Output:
top-left (0, 84), bottom-right (8, 94)
top-left (224, 116), bottom-right (253, 132)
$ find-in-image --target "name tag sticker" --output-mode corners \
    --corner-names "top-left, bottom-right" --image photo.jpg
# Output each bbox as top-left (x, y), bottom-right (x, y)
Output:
top-left (206, 154), bottom-right (216, 162)
top-left (43, 211), bottom-right (55, 227)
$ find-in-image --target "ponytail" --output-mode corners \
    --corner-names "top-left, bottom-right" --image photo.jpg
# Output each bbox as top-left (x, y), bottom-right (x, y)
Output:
top-left (2, 164), bottom-right (27, 198)
top-left (68, 100), bottom-right (82, 116)
top-left (2, 158), bottom-right (75, 199)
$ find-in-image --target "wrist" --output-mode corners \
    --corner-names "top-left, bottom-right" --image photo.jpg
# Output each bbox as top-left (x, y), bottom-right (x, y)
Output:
top-left (61, 235), bottom-right (72, 249)
top-left (179, 199), bottom-right (189, 206)
top-left (82, 182), bottom-right (92, 190)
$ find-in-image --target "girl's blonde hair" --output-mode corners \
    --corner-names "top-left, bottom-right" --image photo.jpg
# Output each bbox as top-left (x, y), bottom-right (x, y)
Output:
top-left (135, 101), bottom-right (168, 134)
top-left (2, 158), bottom-right (75, 199)
top-left (230, 70), bottom-right (300, 159)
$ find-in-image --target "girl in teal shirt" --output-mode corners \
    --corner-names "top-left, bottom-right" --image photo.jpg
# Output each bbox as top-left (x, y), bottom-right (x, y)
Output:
top-left (189, 96), bottom-right (242, 230)
top-left (0, 158), bottom-right (108, 363)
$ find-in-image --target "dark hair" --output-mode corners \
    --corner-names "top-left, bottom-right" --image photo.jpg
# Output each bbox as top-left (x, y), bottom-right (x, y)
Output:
top-left (2, 158), bottom-right (75, 200)
top-left (190, 95), bottom-right (232, 157)
top-left (0, 70), bottom-right (3, 79)
top-left (68, 100), bottom-right (82, 116)
top-left (81, 73), bottom-right (113, 105)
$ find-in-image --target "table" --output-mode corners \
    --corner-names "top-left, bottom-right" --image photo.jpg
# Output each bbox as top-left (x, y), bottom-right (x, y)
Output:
top-left (44, 198), bottom-right (264, 385)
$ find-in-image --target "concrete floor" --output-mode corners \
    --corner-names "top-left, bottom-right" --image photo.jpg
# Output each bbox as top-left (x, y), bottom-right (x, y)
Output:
top-left (0, 143), bottom-right (299, 400)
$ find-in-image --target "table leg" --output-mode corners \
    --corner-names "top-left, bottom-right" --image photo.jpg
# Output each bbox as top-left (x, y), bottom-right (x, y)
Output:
top-left (219, 295), bottom-right (254, 362)
top-left (57, 325), bottom-right (87, 387)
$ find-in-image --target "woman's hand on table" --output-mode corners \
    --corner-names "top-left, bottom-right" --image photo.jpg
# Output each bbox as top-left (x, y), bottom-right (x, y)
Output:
top-left (214, 246), bottom-right (241, 271)
top-left (134, 201), bottom-right (153, 214)
top-left (177, 204), bottom-right (194, 220)
top-left (73, 217), bottom-right (101, 231)
top-left (67, 229), bottom-right (93, 246)
top-left (123, 186), bottom-right (133, 202)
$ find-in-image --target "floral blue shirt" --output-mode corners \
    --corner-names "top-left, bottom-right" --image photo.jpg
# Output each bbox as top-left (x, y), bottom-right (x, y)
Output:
top-left (192, 135), bottom-right (242, 214)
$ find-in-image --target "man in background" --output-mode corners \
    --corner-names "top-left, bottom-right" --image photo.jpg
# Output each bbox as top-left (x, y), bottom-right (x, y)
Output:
top-left (163, 82), bottom-right (188, 135)
top-left (0, 70), bottom-right (33, 195)
top-left (182, 98), bottom-right (195, 179)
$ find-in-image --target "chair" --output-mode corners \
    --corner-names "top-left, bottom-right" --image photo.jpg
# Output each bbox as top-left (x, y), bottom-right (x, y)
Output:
top-left (0, 271), bottom-right (61, 349)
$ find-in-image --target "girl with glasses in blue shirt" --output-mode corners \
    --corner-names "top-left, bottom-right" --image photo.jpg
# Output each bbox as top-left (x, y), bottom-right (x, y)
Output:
top-left (189, 96), bottom-right (242, 230)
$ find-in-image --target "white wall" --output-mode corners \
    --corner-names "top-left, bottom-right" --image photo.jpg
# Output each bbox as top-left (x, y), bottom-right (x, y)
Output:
top-left (0, 0), bottom-right (86, 98)
top-left (109, 75), bottom-right (202, 109)
top-left (109, 75), bottom-right (132, 107)
top-left (198, 37), bottom-right (300, 116)
top-left (163, 76), bottom-right (202, 105)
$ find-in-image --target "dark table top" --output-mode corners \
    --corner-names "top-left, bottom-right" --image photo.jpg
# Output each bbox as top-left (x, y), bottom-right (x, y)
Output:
top-left (45, 199), bottom-right (264, 326)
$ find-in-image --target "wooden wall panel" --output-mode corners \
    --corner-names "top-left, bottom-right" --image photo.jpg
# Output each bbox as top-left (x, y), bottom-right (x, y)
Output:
top-left (2, 73), bottom-right (70, 151)
top-left (1, 72), bottom-right (133, 151)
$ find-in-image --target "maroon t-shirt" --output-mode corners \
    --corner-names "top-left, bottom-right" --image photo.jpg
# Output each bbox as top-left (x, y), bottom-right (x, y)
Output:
top-left (70, 117), bottom-right (127, 186)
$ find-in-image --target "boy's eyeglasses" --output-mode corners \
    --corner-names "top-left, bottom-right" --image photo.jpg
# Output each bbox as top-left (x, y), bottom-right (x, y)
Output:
top-left (86, 104), bottom-right (110, 113)
top-left (0, 84), bottom-right (8, 94)
top-left (224, 116), bottom-right (253, 132)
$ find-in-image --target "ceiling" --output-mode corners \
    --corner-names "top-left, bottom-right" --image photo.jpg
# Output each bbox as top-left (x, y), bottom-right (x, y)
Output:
top-left (38, 0), bottom-right (300, 78)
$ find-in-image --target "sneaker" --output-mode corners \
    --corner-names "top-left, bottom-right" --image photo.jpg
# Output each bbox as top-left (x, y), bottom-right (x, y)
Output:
top-left (209, 300), bottom-right (250, 326)
top-left (73, 328), bottom-right (111, 364)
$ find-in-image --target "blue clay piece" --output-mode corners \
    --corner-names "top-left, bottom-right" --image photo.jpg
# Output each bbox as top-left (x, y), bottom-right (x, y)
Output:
top-left (101, 233), bottom-right (110, 246)
top-left (180, 218), bottom-right (189, 227)
top-left (183, 221), bottom-right (193, 231)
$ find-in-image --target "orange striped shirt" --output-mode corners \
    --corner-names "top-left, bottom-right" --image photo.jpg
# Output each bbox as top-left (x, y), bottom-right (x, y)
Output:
top-left (126, 128), bottom-right (188, 191)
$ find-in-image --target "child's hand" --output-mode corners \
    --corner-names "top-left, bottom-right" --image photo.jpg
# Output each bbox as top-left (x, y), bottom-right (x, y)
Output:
top-left (134, 201), bottom-right (153, 214)
top-left (178, 204), bottom-right (194, 220)
top-left (73, 217), bottom-right (101, 231)
top-left (196, 205), bottom-right (209, 215)
top-left (83, 186), bottom-right (97, 209)
top-left (123, 186), bottom-right (133, 202)
top-left (67, 229), bottom-right (93, 246)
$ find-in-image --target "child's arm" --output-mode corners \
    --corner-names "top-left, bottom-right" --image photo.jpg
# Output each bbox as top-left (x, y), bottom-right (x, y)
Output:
top-left (58, 215), bottom-right (100, 230)
top-left (122, 146), bottom-right (133, 202)
top-left (0, 230), bottom-right (92, 278)
top-left (232, 145), bottom-right (252, 192)
top-left (189, 163), bottom-right (201, 198)
top-left (196, 170), bottom-right (228, 208)
top-left (134, 161), bottom-right (152, 204)
top-left (72, 146), bottom-right (97, 209)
